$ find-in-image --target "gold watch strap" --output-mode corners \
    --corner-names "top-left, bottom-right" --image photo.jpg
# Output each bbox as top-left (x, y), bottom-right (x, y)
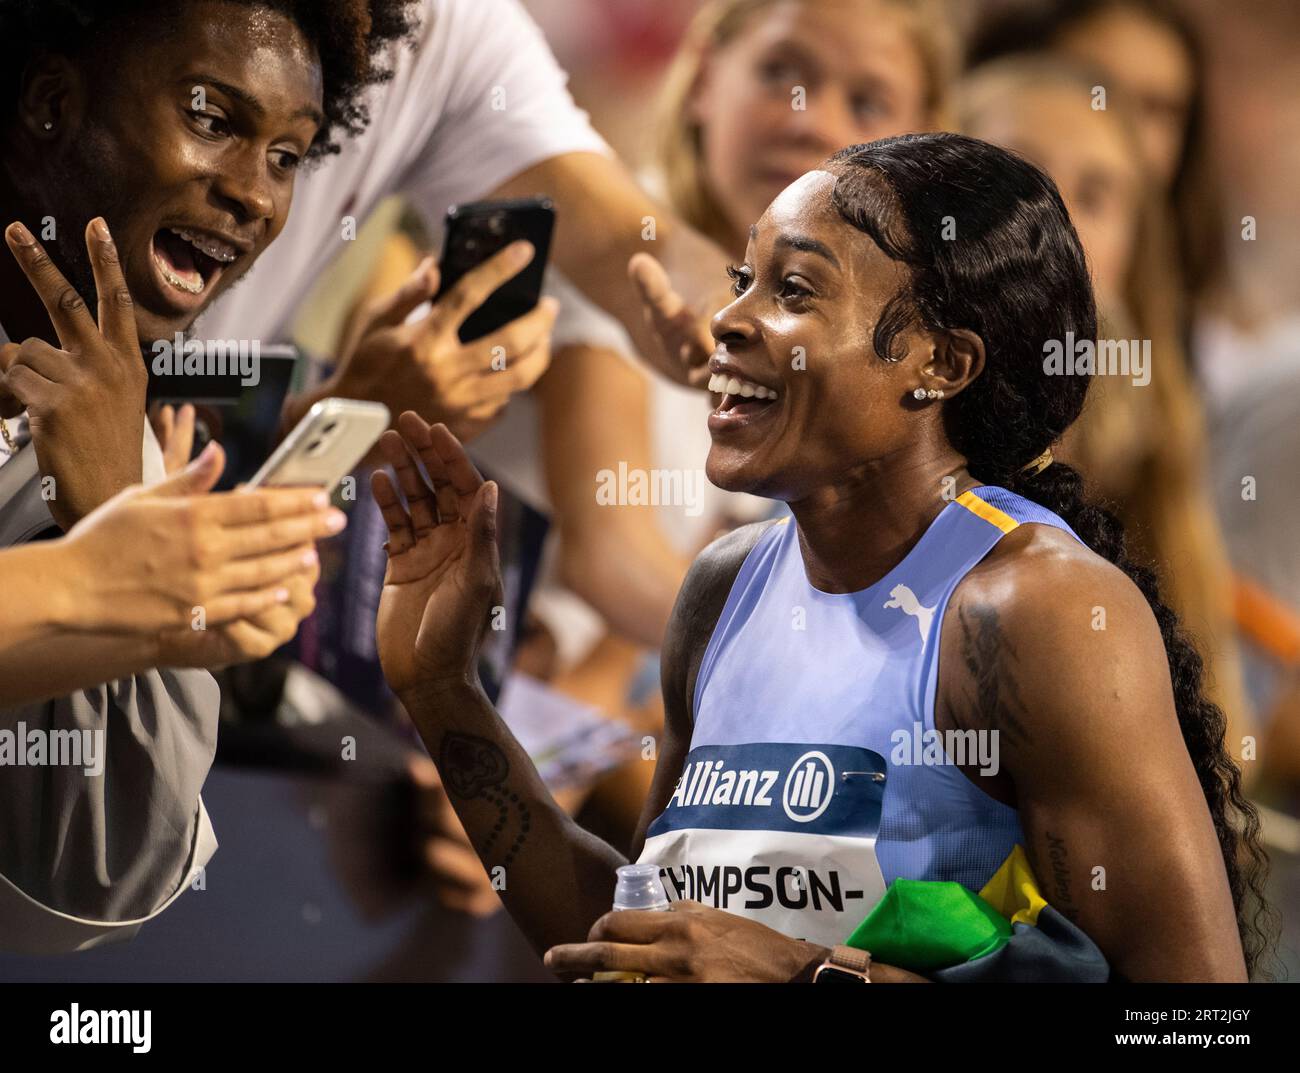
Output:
top-left (830, 945), bottom-right (872, 973)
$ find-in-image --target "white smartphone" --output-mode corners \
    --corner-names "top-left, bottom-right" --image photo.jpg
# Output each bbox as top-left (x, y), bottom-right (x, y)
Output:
top-left (248, 398), bottom-right (391, 492)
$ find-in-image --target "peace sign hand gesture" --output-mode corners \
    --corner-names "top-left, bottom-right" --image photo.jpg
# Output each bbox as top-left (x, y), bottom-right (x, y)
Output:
top-left (0, 217), bottom-right (148, 531)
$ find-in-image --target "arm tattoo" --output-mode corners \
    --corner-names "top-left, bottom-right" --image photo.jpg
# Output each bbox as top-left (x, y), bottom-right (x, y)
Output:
top-left (955, 603), bottom-right (1033, 749)
top-left (439, 732), bottom-right (531, 868)
top-left (1044, 830), bottom-right (1081, 922)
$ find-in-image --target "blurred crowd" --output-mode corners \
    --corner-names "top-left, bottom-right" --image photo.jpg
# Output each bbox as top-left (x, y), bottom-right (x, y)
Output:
top-left (1, 0), bottom-right (1297, 979)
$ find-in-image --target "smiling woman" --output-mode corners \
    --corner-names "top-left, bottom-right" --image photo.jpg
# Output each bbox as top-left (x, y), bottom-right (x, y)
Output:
top-left (372, 132), bottom-right (1274, 983)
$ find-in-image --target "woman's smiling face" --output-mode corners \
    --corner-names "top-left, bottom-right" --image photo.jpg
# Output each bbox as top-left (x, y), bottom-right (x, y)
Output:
top-left (690, 0), bottom-right (932, 246)
top-left (705, 169), bottom-right (929, 500)
top-left (29, 0), bottom-right (324, 342)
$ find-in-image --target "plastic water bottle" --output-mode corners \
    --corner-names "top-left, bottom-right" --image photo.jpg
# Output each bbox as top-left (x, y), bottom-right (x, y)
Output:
top-left (592, 863), bottom-right (670, 983)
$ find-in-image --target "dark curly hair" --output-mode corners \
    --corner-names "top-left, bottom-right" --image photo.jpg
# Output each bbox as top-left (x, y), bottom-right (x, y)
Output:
top-left (825, 132), bottom-right (1277, 978)
top-left (1, 0), bottom-right (421, 158)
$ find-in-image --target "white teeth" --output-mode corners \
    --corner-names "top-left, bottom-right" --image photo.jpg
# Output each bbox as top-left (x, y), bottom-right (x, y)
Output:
top-left (157, 260), bottom-right (204, 294)
top-left (172, 228), bottom-right (238, 263)
top-left (707, 370), bottom-right (779, 400)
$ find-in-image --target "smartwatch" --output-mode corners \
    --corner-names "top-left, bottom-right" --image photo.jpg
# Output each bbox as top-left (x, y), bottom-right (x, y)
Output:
top-left (813, 945), bottom-right (872, 983)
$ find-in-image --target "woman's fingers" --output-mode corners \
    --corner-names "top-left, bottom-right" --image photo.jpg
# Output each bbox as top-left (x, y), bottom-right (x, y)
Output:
top-left (544, 941), bottom-right (667, 977)
top-left (422, 418), bottom-right (485, 519)
top-left (200, 583), bottom-right (295, 625)
top-left (394, 410), bottom-right (461, 521)
top-left (200, 483), bottom-right (325, 525)
top-left (220, 507), bottom-right (346, 559)
top-left (149, 439), bottom-right (226, 496)
top-left (628, 251), bottom-right (714, 385)
top-left (215, 543), bottom-right (318, 596)
top-left (379, 425), bottom-right (438, 533)
top-left (370, 468), bottom-right (415, 555)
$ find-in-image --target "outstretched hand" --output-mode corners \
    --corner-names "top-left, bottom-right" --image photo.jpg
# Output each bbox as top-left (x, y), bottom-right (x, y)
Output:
top-left (628, 252), bottom-right (717, 390)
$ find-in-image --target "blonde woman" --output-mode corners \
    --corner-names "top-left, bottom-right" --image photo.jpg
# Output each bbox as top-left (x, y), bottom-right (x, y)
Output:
top-left (958, 56), bottom-right (1254, 768)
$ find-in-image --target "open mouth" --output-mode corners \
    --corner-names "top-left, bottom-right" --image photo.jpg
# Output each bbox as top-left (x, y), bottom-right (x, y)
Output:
top-left (707, 370), bottom-right (781, 426)
top-left (150, 227), bottom-right (239, 300)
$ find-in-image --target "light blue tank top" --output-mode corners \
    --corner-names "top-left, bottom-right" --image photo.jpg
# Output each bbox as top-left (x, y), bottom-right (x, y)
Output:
top-left (638, 486), bottom-right (1083, 947)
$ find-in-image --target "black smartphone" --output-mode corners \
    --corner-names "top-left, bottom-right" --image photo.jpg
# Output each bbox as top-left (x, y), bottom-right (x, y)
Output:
top-left (435, 196), bottom-right (555, 343)
top-left (145, 345), bottom-right (300, 490)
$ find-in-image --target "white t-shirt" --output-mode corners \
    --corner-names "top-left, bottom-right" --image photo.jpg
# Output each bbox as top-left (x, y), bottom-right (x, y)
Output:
top-left (196, 0), bottom-right (610, 343)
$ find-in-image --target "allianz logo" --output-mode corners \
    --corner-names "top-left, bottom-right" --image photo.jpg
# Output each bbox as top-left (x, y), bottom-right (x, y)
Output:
top-left (667, 750), bottom-right (836, 823)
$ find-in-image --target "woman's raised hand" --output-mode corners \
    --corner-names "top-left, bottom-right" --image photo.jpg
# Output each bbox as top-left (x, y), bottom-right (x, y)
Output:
top-left (371, 411), bottom-right (502, 700)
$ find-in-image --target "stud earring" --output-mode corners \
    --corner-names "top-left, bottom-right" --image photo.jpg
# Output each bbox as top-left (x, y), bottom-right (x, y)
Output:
top-left (42, 121), bottom-right (53, 131)
top-left (927, 388), bottom-right (945, 400)
top-left (912, 387), bottom-right (927, 400)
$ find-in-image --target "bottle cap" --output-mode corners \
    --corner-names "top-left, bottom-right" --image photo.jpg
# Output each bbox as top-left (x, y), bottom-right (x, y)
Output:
top-left (612, 863), bottom-right (670, 912)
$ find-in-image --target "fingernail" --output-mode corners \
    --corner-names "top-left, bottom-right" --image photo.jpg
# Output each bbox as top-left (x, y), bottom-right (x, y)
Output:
top-left (93, 217), bottom-right (112, 242)
top-left (192, 441), bottom-right (218, 467)
top-left (275, 587), bottom-right (291, 603)
top-left (416, 255), bottom-right (435, 277)
top-left (509, 241), bottom-right (534, 267)
top-left (486, 482), bottom-right (499, 511)
top-left (301, 548), bottom-right (319, 567)
top-left (312, 491), bottom-right (329, 509)
top-left (7, 222), bottom-right (34, 246)
top-left (326, 508), bottom-right (347, 532)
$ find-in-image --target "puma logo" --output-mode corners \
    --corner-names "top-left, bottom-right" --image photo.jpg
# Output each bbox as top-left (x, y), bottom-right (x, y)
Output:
top-left (883, 583), bottom-right (936, 649)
